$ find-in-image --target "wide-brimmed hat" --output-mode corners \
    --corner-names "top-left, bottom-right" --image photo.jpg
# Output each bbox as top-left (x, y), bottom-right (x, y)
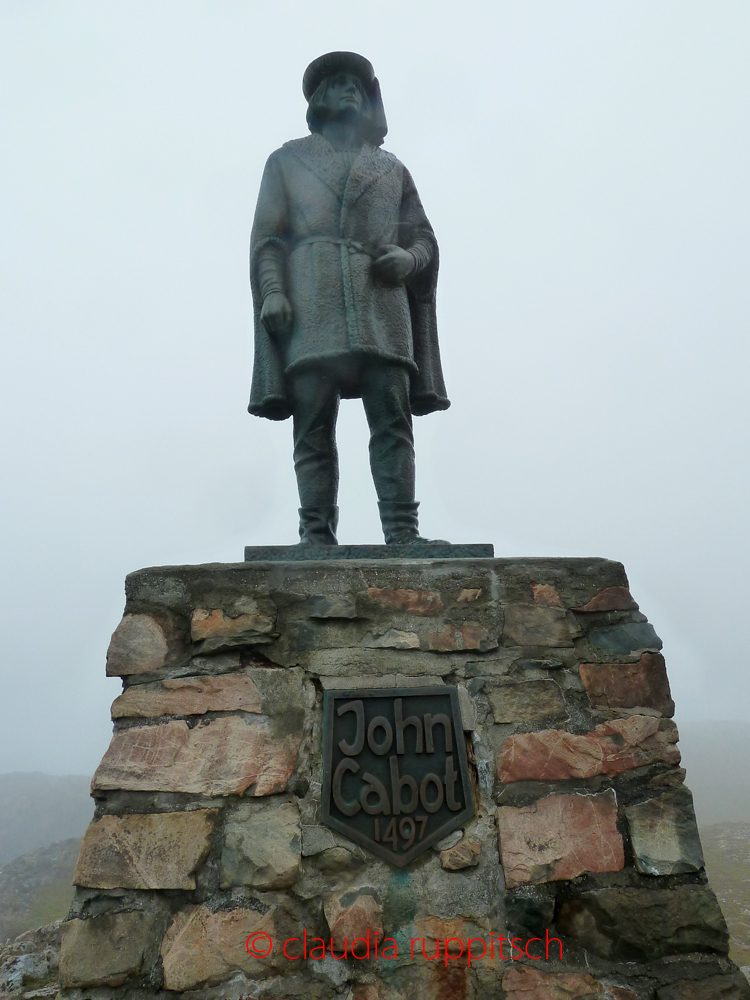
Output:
top-left (303, 51), bottom-right (387, 145)
top-left (303, 51), bottom-right (375, 100)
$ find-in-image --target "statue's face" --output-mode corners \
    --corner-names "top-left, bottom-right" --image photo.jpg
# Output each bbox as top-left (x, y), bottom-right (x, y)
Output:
top-left (321, 72), bottom-right (364, 117)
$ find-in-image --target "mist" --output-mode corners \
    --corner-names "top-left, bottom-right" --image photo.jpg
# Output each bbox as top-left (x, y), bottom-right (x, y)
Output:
top-left (1, 1), bottom-right (748, 774)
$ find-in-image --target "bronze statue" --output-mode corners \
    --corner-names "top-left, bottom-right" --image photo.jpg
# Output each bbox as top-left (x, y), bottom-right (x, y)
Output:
top-left (249, 52), bottom-right (449, 545)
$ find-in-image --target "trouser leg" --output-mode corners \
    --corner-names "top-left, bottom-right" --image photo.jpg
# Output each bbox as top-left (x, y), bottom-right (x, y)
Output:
top-left (360, 362), bottom-right (423, 544)
top-left (289, 368), bottom-right (340, 542)
top-left (359, 362), bottom-right (415, 502)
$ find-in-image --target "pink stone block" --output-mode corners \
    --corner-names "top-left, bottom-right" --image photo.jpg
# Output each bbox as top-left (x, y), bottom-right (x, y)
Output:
top-left (111, 673), bottom-right (263, 719)
top-left (74, 810), bottom-right (216, 889)
top-left (573, 586), bottom-right (639, 612)
top-left (106, 614), bottom-right (169, 676)
top-left (367, 587), bottom-right (443, 614)
top-left (579, 652), bottom-right (674, 716)
top-left (91, 716), bottom-right (299, 796)
top-left (497, 790), bottom-right (624, 887)
top-left (498, 716), bottom-right (680, 783)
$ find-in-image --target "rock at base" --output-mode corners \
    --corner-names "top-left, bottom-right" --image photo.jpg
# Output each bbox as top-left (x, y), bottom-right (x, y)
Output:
top-left (0, 921), bottom-right (62, 995)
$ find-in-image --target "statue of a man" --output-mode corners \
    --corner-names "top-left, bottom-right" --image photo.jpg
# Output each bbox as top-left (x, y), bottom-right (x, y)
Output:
top-left (248, 51), bottom-right (449, 545)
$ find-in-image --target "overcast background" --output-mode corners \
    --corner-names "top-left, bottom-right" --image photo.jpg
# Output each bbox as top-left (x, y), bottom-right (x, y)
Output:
top-left (1, 1), bottom-right (748, 779)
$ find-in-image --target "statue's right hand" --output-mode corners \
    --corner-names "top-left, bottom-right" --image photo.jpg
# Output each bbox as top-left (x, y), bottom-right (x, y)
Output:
top-left (260, 292), bottom-right (293, 336)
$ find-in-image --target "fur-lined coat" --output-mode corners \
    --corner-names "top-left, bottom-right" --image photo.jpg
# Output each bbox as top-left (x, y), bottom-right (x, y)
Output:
top-left (248, 133), bottom-right (449, 420)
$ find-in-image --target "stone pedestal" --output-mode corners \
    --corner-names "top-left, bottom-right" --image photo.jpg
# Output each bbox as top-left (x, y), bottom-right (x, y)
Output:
top-left (60, 557), bottom-right (750, 999)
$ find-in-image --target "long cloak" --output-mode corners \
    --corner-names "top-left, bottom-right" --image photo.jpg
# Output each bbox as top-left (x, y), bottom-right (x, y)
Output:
top-left (248, 133), bottom-right (449, 420)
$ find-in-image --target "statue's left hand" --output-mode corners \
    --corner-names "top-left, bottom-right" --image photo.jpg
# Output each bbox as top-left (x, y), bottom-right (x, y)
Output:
top-left (371, 244), bottom-right (414, 285)
top-left (260, 292), bottom-right (293, 337)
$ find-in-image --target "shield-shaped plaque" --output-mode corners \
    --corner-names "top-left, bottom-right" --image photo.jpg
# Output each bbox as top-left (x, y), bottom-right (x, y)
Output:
top-left (321, 686), bottom-right (474, 867)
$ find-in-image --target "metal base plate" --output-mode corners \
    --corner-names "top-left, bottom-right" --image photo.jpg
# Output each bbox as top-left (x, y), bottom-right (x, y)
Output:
top-left (244, 543), bottom-right (494, 561)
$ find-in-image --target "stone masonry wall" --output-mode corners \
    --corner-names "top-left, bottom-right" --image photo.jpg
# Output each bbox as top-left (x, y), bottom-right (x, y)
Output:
top-left (59, 558), bottom-right (750, 1000)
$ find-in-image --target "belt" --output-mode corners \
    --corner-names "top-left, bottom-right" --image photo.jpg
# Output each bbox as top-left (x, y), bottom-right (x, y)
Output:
top-left (292, 236), bottom-right (378, 258)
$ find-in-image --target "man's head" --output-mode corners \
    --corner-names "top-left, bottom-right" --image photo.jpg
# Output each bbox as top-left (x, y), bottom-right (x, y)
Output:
top-left (304, 51), bottom-right (387, 145)
top-left (316, 71), bottom-right (366, 118)
top-left (307, 70), bottom-right (371, 127)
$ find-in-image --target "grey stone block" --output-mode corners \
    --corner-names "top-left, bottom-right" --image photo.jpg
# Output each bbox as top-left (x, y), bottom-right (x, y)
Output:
top-left (221, 798), bottom-right (301, 890)
top-left (625, 788), bottom-right (704, 875)
top-left (487, 679), bottom-right (567, 725)
top-left (515, 657), bottom-right (564, 670)
top-left (503, 604), bottom-right (575, 647)
top-left (319, 673), bottom-right (444, 689)
top-left (307, 594), bottom-right (358, 618)
top-left (504, 887), bottom-right (555, 938)
top-left (656, 972), bottom-right (750, 999)
top-left (589, 621), bottom-right (663, 655)
top-left (60, 911), bottom-right (163, 989)
top-left (558, 885), bottom-right (728, 961)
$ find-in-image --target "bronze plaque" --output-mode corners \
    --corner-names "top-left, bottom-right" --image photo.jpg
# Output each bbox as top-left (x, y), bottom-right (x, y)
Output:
top-left (321, 687), bottom-right (474, 867)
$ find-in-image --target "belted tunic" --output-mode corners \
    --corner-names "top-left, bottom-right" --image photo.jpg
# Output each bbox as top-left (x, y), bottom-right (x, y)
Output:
top-left (248, 132), bottom-right (449, 421)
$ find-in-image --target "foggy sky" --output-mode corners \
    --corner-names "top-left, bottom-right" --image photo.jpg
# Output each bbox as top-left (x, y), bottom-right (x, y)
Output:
top-left (1, 1), bottom-right (748, 775)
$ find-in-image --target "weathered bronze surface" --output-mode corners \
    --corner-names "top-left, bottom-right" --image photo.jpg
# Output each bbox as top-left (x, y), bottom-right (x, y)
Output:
top-left (322, 687), bottom-right (474, 867)
top-left (248, 51), bottom-right (449, 547)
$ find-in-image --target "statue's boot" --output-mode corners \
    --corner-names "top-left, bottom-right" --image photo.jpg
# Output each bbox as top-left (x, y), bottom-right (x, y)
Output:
top-left (298, 505), bottom-right (339, 545)
top-left (378, 500), bottom-right (448, 545)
